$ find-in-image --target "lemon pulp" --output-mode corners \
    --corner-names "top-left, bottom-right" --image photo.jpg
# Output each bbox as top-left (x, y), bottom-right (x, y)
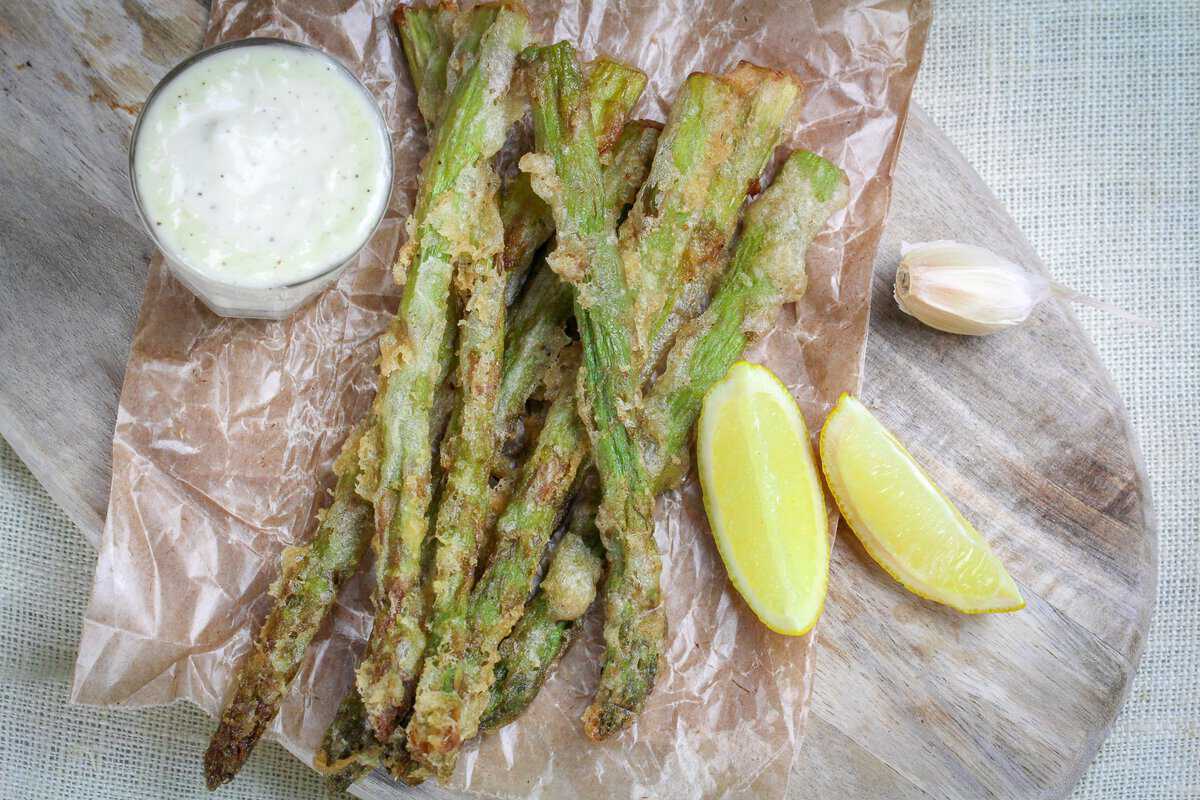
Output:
top-left (697, 362), bottom-right (829, 635)
top-left (819, 393), bottom-right (1023, 614)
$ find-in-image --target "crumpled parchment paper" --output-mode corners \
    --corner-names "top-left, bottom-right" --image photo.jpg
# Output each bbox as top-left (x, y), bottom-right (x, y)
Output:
top-left (72, 2), bottom-right (930, 798)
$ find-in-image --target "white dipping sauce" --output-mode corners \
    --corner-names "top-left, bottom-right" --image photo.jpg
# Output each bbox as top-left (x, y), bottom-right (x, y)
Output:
top-left (133, 42), bottom-right (391, 289)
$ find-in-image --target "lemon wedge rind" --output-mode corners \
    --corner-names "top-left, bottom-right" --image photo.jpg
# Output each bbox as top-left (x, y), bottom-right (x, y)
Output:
top-left (819, 393), bottom-right (1024, 615)
top-left (697, 361), bottom-right (830, 636)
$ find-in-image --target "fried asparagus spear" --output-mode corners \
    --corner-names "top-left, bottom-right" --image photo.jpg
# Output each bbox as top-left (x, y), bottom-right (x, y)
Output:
top-left (398, 4), bottom-right (652, 434)
top-left (362, 41), bottom-right (647, 753)
top-left (580, 61), bottom-right (801, 740)
top-left (398, 4), bottom-right (653, 402)
top-left (406, 58), bottom-right (805, 763)
top-left (502, 59), bottom-right (650, 303)
top-left (315, 691), bottom-right (381, 791)
top-left (420, 235), bottom-right (507, 687)
top-left (363, 250), bottom-right (506, 778)
top-left (491, 119), bottom-right (661, 486)
top-left (314, 9), bottom-right (507, 786)
top-left (399, 121), bottom-right (661, 785)
top-left (518, 38), bottom-right (666, 745)
top-left (480, 474), bottom-right (602, 731)
top-left (481, 150), bottom-right (849, 731)
top-left (640, 151), bottom-right (848, 481)
top-left (407, 362), bottom-right (588, 780)
top-left (318, 8), bottom-right (522, 772)
top-left (492, 118), bottom-right (658, 489)
top-left (498, 119), bottom-right (661, 432)
top-left (318, 12), bottom-right (652, 782)
top-left (486, 63), bottom-right (804, 739)
top-left (624, 63), bottom-right (802, 369)
top-left (403, 42), bottom-right (656, 777)
top-left (353, 6), bottom-right (529, 744)
top-left (395, 2), bottom-right (458, 129)
top-left (203, 424), bottom-right (375, 789)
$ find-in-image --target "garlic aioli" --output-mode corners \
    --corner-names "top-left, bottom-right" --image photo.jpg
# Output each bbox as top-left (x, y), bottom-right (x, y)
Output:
top-left (132, 41), bottom-right (391, 289)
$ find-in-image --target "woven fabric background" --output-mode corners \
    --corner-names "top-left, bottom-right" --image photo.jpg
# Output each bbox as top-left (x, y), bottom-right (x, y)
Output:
top-left (0, 1), bottom-right (1195, 797)
top-left (920, 3), bottom-right (1199, 796)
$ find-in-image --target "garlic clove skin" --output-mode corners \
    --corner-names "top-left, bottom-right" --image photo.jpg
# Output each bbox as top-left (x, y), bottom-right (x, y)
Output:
top-left (894, 240), bottom-right (1050, 336)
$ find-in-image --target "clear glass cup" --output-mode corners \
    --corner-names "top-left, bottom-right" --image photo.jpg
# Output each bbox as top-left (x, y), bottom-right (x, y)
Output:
top-left (128, 38), bottom-right (393, 320)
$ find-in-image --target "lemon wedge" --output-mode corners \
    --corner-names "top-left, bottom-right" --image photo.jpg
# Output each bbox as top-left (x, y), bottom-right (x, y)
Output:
top-left (696, 362), bottom-right (829, 636)
top-left (819, 393), bottom-right (1024, 614)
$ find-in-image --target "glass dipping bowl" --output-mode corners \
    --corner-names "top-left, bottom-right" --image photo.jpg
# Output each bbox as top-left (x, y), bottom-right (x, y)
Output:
top-left (128, 38), bottom-right (393, 320)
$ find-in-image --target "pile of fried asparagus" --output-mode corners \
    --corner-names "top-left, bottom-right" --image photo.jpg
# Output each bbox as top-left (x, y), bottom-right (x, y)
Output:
top-left (203, 3), bottom-right (848, 791)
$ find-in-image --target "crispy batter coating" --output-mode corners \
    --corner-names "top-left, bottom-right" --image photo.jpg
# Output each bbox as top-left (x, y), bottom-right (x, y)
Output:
top-left (406, 369), bottom-right (587, 780)
top-left (641, 150), bottom-right (849, 485)
top-left (514, 40), bottom-right (666, 744)
top-left (354, 5), bottom-right (529, 745)
top-left (479, 476), bottom-right (601, 732)
top-left (203, 425), bottom-right (374, 789)
top-left (483, 151), bottom-right (848, 735)
top-left (321, 12), bottom-right (654, 783)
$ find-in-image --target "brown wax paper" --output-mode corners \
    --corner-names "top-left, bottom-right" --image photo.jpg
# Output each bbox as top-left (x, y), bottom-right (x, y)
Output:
top-left (73, 2), bottom-right (930, 798)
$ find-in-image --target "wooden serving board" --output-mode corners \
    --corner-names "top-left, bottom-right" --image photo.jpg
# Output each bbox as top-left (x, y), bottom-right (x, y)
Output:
top-left (0, 2), bottom-right (1155, 799)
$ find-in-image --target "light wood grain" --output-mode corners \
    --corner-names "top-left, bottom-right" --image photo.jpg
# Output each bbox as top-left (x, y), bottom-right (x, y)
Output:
top-left (0, 2), bottom-right (1155, 799)
top-left (0, 0), bottom-right (207, 543)
top-left (788, 105), bottom-right (1155, 800)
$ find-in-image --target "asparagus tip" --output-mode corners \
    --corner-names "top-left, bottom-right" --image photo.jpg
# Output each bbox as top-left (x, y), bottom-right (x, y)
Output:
top-left (581, 701), bottom-right (635, 742)
top-left (202, 730), bottom-right (247, 791)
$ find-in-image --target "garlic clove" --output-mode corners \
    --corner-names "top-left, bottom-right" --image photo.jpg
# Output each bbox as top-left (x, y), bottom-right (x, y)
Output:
top-left (894, 240), bottom-right (1050, 336)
